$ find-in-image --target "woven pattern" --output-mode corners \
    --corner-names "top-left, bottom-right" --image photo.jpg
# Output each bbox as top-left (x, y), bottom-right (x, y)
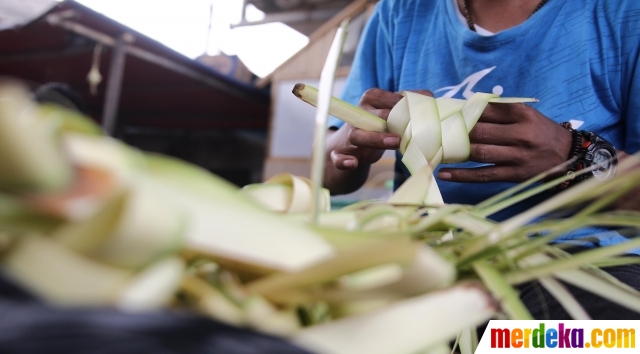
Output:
top-left (386, 92), bottom-right (532, 204)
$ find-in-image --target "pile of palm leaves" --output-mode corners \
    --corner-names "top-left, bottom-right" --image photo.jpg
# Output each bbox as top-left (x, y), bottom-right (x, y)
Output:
top-left (0, 72), bottom-right (639, 354)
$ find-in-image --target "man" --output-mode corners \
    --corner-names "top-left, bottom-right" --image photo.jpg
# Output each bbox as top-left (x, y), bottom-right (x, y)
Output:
top-left (324, 0), bottom-right (640, 319)
top-left (326, 0), bottom-right (639, 218)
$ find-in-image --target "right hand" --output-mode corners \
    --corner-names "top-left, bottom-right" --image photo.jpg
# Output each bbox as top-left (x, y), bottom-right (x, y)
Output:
top-left (329, 88), bottom-right (433, 170)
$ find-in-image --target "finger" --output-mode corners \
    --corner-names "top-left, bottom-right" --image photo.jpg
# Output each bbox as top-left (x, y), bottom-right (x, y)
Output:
top-left (437, 165), bottom-right (522, 183)
top-left (469, 122), bottom-right (520, 146)
top-left (369, 90), bottom-right (433, 119)
top-left (359, 88), bottom-right (404, 110)
top-left (406, 89), bottom-right (434, 97)
top-left (479, 102), bottom-right (528, 124)
top-left (348, 128), bottom-right (400, 149)
top-left (331, 147), bottom-right (360, 170)
top-left (468, 144), bottom-right (519, 164)
top-left (369, 108), bottom-right (392, 120)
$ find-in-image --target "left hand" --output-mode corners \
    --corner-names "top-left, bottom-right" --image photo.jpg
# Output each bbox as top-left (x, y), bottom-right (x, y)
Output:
top-left (437, 102), bottom-right (572, 183)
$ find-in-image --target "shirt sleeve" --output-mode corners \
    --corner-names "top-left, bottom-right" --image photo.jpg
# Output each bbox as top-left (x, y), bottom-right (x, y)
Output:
top-left (329, 1), bottom-right (395, 129)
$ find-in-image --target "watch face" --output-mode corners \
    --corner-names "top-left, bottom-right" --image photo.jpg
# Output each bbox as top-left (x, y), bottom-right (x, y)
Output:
top-left (591, 148), bottom-right (615, 180)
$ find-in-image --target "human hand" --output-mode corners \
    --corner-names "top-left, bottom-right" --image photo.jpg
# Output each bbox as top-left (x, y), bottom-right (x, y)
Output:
top-left (329, 89), bottom-right (434, 170)
top-left (437, 103), bottom-right (573, 183)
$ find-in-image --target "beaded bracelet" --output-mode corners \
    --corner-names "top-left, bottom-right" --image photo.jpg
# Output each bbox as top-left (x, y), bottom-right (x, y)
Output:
top-left (548, 122), bottom-right (583, 192)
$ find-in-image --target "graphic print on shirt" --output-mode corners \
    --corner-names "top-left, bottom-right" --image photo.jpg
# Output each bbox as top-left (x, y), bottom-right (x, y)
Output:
top-left (434, 66), bottom-right (504, 99)
top-left (433, 66), bottom-right (585, 128)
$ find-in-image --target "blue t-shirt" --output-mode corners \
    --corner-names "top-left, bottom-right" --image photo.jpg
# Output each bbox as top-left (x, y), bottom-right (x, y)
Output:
top-left (330, 0), bottom-right (640, 250)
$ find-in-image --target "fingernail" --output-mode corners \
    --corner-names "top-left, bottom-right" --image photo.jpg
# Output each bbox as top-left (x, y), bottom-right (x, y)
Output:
top-left (343, 160), bottom-right (356, 168)
top-left (438, 172), bottom-right (452, 180)
top-left (383, 137), bottom-right (399, 148)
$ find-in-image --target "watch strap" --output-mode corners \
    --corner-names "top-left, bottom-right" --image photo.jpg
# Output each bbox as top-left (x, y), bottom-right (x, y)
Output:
top-left (547, 122), bottom-right (617, 192)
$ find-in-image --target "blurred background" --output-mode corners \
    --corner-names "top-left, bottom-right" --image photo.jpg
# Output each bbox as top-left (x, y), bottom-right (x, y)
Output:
top-left (0, 0), bottom-right (393, 204)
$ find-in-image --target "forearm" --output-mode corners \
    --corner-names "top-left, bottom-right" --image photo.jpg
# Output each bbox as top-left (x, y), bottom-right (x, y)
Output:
top-left (612, 150), bottom-right (640, 211)
top-left (618, 150), bottom-right (635, 163)
top-left (323, 127), bottom-right (371, 195)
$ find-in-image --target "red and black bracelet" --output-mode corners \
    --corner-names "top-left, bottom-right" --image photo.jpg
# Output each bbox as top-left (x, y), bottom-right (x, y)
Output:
top-left (549, 122), bottom-right (583, 192)
top-left (561, 122), bottom-right (583, 163)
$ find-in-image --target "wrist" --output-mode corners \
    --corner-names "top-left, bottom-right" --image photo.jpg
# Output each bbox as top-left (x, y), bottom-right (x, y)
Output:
top-left (576, 131), bottom-right (618, 181)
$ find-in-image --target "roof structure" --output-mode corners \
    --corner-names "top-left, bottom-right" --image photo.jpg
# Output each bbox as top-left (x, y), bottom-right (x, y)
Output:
top-left (0, 0), bottom-right (59, 31)
top-left (238, 0), bottom-right (353, 36)
top-left (255, 0), bottom-right (375, 87)
top-left (0, 0), bottom-right (269, 133)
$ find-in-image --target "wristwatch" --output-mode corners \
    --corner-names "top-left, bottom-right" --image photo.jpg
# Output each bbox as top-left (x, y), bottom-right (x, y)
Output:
top-left (550, 123), bottom-right (618, 192)
top-left (575, 131), bottom-right (618, 181)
